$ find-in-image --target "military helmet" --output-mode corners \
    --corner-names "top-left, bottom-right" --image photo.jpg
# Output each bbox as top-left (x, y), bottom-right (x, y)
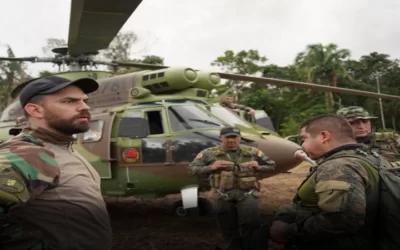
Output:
top-left (336, 106), bottom-right (377, 122)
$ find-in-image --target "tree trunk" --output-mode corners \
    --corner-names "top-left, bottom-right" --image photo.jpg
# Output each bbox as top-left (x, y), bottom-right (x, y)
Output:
top-left (326, 71), bottom-right (338, 109)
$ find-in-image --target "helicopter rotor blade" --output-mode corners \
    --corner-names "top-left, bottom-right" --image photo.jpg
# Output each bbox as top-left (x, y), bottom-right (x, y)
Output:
top-left (0, 57), bottom-right (38, 62)
top-left (0, 57), bottom-right (57, 64)
top-left (218, 72), bottom-right (400, 101)
top-left (109, 60), bottom-right (400, 101)
top-left (68, 0), bottom-right (143, 57)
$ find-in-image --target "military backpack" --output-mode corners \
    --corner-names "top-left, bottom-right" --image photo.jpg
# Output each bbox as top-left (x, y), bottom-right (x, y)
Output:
top-left (327, 149), bottom-right (400, 250)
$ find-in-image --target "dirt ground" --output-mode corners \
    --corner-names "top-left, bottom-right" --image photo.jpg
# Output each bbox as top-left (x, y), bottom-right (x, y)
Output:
top-left (106, 162), bottom-right (311, 250)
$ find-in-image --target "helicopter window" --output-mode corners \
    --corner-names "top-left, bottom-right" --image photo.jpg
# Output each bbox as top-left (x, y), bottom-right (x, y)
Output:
top-left (209, 106), bottom-right (252, 128)
top-left (82, 120), bottom-right (104, 142)
top-left (167, 105), bottom-right (224, 132)
top-left (146, 111), bottom-right (164, 135)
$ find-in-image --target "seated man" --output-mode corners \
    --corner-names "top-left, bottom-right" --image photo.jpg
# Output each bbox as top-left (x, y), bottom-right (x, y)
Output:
top-left (219, 95), bottom-right (255, 116)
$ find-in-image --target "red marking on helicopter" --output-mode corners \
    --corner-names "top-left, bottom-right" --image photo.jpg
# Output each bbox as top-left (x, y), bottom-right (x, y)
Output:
top-left (122, 148), bottom-right (139, 163)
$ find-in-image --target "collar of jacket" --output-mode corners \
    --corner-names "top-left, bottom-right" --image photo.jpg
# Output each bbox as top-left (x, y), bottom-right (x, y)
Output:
top-left (21, 124), bottom-right (74, 147)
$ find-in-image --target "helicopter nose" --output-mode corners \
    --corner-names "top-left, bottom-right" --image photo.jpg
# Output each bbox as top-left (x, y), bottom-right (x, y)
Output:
top-left (243, 135), bottom-right (303, 173)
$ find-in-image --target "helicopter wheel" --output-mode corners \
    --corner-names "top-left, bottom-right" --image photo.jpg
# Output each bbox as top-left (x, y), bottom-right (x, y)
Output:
top-left (172, 198), bottom-right (212, 217)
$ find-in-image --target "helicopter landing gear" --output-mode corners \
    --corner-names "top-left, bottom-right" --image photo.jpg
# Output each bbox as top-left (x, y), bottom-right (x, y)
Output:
top-left (172, 198), bottom-right (212, 217)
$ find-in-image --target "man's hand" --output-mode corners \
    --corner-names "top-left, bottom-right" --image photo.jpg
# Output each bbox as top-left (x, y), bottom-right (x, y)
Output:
top-left (210, 160), bottom-right (232, 170)
top-left (241, 161), bottom-right (260, 170)
top-left (248, 109), bottom-right (255, 117)
top-left (269, 221), bottom-right (289, 244)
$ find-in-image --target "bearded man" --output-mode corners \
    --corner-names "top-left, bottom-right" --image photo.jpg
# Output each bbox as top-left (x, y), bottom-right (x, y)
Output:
top-left (8, 76), bottom-right (112, 250)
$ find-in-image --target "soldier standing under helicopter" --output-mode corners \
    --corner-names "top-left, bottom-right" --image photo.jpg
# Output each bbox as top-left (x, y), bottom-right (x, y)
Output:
top-left (188, 126), bottom-right (275, 250)
top-left (220, 95), bottom-right (255, 117)
top-left (337, 106), bottom-right (400, 165)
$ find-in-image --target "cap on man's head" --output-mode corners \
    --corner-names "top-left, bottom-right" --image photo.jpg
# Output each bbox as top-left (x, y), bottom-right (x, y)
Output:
top-left (220, 126), bottom-right (241, 137)
top-left (336, 106), bottom-right (377, 122)
top-left (19, 76), bottom-right (99, 107)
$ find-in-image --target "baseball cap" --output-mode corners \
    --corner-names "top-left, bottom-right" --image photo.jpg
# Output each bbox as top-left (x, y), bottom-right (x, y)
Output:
top-left (220, 126), bottom-right (241, 137)
top-left (19, 76), bottom-right (99, 107)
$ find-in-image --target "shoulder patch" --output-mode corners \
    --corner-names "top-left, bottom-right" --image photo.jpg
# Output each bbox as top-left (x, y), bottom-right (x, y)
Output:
top-left (196, 153), bottom-right (203, 159)
top-left (0, 175), bottom-right (25, 194)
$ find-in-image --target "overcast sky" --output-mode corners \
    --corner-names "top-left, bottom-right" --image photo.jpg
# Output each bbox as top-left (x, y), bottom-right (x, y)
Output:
top-left (1, 0), bottom-right (400, 77)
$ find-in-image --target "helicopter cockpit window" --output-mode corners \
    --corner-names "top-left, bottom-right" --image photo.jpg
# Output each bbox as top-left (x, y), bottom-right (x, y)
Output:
top-left (0, 101), bottom-right (23, 122)
top-left (210, 105), bottom-right (252, 128)
top-left (81, 120), bottom-right (104, 142)
top-left (168, 105), bottom-right (224, 132)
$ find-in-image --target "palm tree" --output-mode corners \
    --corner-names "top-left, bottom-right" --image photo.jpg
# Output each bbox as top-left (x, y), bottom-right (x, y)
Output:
top-left (295, 43), bottom-right (350, 109)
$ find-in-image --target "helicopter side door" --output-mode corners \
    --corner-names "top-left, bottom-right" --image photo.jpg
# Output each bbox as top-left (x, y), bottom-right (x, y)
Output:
top-left (141, 107), bottom-right (171, 166)
top-left (118, 107), bottom-right (171, 168)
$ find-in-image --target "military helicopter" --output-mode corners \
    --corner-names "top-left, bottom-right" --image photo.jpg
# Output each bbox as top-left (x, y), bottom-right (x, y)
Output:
top-left (2, 0), bottom-right (400, 216)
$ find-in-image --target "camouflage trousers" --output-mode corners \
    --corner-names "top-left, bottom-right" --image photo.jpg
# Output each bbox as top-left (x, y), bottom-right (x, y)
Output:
top-left (0, 214), bottom-right (57, 250)
top-left (209, 188), bottom-right (262, 250)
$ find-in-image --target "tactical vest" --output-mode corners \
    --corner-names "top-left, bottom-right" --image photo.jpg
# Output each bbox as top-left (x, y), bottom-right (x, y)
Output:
top-left (369, 132), bottom-right (400, 163)
top-left (295, 148), bottom-right (379, 208)
top-left (208, 145), bottom-right (257, 190)
top-left (292, 148), bottom-right (382, 249)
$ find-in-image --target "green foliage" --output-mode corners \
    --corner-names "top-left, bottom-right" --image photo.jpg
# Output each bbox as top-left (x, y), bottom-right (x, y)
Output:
top-left (0, 45), bottom-right (31, 110)
top-left (210, 49), bottom-right (268, 101)
top-left (211, 46), bottom-right (400, 136)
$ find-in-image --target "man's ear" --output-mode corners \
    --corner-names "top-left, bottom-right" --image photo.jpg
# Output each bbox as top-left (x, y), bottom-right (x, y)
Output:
top-left (24, 103), bottom-right (44, 118)
top-left (320, 131), bottom-right (332, 144)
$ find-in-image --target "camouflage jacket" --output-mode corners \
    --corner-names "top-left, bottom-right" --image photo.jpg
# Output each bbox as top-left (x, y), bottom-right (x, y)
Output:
top-left (0, 132), bottom-right (60, 249)
top-left (187, 144), bottom-right (275, 175)
top-left (0, 132), bottom-right (60, 204)
top-left (275, 144), bottom-right (381, 249)
top-left (220, 102), bottom-right (252, 112)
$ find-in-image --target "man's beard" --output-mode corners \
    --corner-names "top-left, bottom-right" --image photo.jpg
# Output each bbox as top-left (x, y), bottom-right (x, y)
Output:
top-left (45, 111), bottom-right (91, 136)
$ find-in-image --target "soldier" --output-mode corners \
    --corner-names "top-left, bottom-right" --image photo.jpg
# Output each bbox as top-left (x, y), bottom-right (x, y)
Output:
top-left (188, 126), bottom-right (275, 250)
top-left (268, 114), bottom-right (385, 250)
top-left (8, 76), bottom-right (112, 250)
top-left (0, 121), bottom-right (60, 249)
top-left (220, 95), bottom-right (255, 117)
top-left (337, 106), bottom-right (400, 164)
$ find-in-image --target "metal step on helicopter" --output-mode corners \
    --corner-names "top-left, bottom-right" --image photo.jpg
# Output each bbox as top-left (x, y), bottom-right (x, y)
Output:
top-left (1, 0), bottom-right (400, 216)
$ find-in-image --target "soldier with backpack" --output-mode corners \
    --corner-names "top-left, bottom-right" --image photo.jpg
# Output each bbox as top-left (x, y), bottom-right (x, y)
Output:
top-left (337, 106), bottom-right (400, 166)
top-left (265, 114), bottom-right (398, 250)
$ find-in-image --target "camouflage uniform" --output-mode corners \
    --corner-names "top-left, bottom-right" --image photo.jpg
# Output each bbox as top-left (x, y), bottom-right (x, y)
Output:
top-left (188, 144), bottom-right (275, 250)
top-left (337, 106), bottom-right (400, 165)
top-left (272, 144), bottom-right (382, 250)
top-left (0, 132), bottom-right (60, 249)
top-left (220, 102), bottom-right (253, 113)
